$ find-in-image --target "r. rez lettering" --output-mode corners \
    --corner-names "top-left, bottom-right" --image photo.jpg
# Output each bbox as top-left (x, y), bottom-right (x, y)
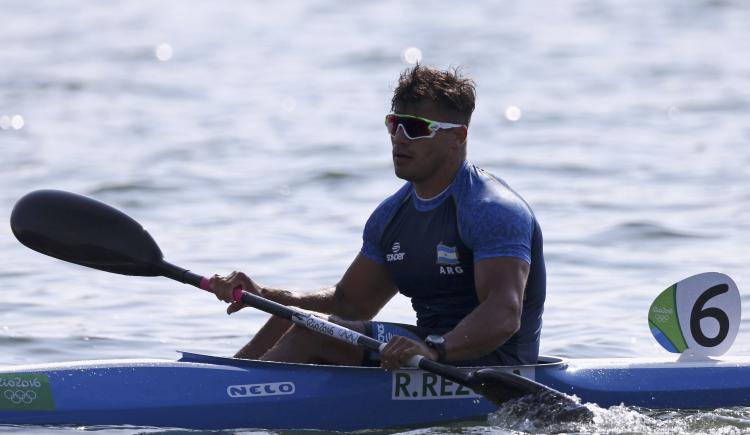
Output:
top-left (391, 372), bottom-right (479, 400)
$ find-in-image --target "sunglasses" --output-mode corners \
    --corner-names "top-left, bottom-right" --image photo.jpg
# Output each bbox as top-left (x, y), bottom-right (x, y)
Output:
top-left (385, 113), bottom-right (467, 140)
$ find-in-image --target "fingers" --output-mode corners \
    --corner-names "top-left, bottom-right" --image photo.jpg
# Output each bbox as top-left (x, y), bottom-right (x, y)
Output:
top-left (208, 273), bottom-right (233, 303)
top-left (226, 301), bottom-right (245, 315)
top-left (229, 271), bottom-right (257, 295)
top-left (209, 271), bottom-right (259, 304)
top-left (380, 336), bottom-right (409, 370)
top-left (380, 336), bottom-right (432, 370)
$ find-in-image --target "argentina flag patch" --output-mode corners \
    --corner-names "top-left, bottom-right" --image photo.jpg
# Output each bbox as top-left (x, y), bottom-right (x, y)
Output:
top-left (436, 243), bottom-right (460, 265)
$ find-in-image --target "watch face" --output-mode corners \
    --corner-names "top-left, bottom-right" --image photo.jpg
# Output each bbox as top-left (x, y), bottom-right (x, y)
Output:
top-left (425, 335), bottom-right (447, 362)
top-left (426, 335), bottom-right (445, 345)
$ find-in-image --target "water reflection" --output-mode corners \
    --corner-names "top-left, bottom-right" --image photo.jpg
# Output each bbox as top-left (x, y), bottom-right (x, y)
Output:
top-left (0, 115), bottom-right (25, 130)
top-left (155, 43), bottom-right (174, 61)
top-left (504, 105), bottom-right (522, 122)
top-left (402, 47), bottom-right (423, 64)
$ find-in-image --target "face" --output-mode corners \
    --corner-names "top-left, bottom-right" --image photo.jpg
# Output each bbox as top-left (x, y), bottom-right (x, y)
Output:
top-left (390, 100), bottom-right (467, 185)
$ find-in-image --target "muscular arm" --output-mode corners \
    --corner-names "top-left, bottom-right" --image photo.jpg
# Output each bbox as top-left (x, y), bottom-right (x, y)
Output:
top-left (248, 254), bottom-right (398, 320)
top-left (379, 256), bottom-right (529, 368)
top-left (331, 255), bottom-right (399, 319)
top-left (212, 255), bottom-right (397, 361)
top-left (441, 256), bottom-right (529, 361)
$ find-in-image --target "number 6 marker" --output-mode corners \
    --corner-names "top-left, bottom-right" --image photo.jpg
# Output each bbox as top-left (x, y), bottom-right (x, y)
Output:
top-left (648, 272), bottom-right (741, 360)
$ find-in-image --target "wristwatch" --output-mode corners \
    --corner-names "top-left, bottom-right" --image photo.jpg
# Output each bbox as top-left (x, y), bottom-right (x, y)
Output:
top-left (424, 335), bottom-right (447, 362)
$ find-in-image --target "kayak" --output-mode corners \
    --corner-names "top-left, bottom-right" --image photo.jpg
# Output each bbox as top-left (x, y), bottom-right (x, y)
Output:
top-left (3, 352), bottom-right (750, 431)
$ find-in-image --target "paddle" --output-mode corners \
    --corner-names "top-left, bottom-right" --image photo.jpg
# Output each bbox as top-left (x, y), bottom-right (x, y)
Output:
top-left (10, 189), bottom-right (590, 418)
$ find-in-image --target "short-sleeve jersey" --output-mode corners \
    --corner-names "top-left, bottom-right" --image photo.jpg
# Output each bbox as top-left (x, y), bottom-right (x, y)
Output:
top-left (360, 161), bottom-right (546, 364)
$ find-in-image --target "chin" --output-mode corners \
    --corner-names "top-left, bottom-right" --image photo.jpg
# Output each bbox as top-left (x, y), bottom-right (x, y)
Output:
top-left (393, 166), bottom-right (413, 181)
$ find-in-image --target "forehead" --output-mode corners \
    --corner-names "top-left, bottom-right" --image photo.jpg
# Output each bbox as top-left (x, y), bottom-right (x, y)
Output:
top-left (394, 100), bottom-right (455, 122)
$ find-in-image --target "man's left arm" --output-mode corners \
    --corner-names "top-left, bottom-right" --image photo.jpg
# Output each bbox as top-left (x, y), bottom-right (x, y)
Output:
top-left (379, 256), bottom-right (528, 368)
top-left (441, 256), bottom-right (529, 361)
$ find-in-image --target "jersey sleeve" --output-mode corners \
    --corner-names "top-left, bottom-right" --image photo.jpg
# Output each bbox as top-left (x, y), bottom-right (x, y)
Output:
top-left (359, 183), bottom-right (412, 264)
top-left (459, 191), bottom-right (535, 264)
top-left (360, 209), bottom-right (386, 264)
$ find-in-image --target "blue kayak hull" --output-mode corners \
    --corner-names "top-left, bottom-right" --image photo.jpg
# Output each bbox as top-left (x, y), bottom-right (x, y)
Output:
top-left (2, 352), bottom-right (750, 430)
top-left (538, 357), bottom-right (750, 409)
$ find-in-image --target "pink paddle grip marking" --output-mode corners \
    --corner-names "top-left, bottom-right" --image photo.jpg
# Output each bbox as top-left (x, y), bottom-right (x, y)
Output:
top-left (232, 287), bottom-right (243, 302)
top-left (199, 276), bottom-right (243, 302)
top-left (200, 277), bottom-right (211, 291)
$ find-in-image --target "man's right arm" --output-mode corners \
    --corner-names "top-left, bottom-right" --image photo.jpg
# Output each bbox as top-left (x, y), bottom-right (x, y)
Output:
top-left (330, 254), bottom-right (398, 320)
top-left (211, 254), bottom-right (397, 320)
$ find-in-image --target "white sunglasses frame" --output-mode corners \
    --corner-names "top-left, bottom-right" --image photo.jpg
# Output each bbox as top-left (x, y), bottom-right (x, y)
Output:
top-left (385, 113), bottom-right (467, 140)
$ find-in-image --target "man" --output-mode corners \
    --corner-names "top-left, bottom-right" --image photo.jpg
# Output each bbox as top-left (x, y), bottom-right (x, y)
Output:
top-left (211, 65), bottom-right (545, 369)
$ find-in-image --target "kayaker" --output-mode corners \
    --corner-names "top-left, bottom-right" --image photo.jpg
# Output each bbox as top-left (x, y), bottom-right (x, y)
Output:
top-left (211, 64), bottom-right (545, 369)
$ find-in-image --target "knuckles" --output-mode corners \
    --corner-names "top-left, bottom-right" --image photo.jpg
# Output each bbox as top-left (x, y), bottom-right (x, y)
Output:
top-left (210, 271), bottom-right (259, 303)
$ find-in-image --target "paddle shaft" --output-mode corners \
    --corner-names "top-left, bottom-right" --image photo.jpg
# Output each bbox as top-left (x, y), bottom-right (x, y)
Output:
top-left (162, 261), bottom-right (472, 384)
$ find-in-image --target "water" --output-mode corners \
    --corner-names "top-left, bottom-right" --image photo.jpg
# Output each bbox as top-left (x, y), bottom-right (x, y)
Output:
top-left (1, 0), bottom-right (750, 433)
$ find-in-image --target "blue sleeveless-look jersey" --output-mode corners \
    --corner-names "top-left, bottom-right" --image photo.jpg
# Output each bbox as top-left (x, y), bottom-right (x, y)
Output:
top-left (360, 161), bottom-right (546, 364)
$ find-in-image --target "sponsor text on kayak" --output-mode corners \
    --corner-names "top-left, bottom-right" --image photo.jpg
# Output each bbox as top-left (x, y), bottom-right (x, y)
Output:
top-left (227, 382), bottom-right (296, 398)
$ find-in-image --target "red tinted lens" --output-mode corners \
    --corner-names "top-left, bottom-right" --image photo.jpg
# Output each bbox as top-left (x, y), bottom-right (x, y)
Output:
top-left (385, 114), bottom-right (399, 135)
top-left (386, 115), bottom-right (432, 138)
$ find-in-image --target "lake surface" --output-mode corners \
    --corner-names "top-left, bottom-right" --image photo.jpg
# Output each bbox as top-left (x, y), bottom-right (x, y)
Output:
top-left (1, 0), bottom-right (749, 433)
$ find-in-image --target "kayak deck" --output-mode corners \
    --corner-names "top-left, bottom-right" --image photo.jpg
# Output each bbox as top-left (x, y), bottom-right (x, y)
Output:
top-left (540, 356), bottom-right (750, 409)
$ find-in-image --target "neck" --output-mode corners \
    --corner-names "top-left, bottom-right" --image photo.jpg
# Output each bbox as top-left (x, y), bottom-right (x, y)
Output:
top-left (413, 158), bottom-right (464, 198)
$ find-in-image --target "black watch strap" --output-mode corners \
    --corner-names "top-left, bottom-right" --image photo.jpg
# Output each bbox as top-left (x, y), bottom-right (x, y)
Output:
top-left (425, 335), bottom-right (447, 362)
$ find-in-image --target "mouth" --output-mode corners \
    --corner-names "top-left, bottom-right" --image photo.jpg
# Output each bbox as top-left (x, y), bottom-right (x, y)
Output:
top-left (392, 151), bottom-right (412, 161)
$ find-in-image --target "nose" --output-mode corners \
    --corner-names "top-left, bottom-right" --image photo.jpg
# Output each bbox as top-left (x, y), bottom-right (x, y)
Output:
top-left (391, 124), bottom-right (410, 145)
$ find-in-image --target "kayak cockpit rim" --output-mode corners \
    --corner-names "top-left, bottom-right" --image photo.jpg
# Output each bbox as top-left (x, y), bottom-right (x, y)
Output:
top-left (178, 351), bottom-right (568, 371)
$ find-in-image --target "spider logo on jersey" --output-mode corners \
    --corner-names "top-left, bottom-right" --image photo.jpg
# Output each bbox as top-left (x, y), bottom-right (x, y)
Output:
top-left (386, 242), bottom-right (406, 262)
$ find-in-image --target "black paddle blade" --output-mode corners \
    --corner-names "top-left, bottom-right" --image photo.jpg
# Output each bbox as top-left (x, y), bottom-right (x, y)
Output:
top-left (468, 368), bottom-right (593, 422)
top-left (10, 189), bottom-right (164, 276)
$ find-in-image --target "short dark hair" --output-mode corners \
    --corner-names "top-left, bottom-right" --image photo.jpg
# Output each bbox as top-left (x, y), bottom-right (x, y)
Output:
top-left (391, 64), bottom-right (476, 125)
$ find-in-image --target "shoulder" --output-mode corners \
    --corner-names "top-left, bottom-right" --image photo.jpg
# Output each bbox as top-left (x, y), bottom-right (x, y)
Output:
top-left (371, 182), bottom-right (412, 218)
top-left (364, 182), bottom-right (412, 233)
top-left (360, 183), bottom-right (413, 263)
top-left (453, 163), bottom-right (534, 221)
top-left (453, 163), bottom-right (536, 262)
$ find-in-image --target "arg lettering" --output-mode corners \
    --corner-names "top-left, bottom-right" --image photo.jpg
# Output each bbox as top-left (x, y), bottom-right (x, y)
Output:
top-left (439, 266), bottom-right (464, 275)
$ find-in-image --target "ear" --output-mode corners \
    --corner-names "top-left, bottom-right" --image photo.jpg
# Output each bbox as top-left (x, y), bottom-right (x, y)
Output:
top-left (452, 126), bottom-right (468, 147)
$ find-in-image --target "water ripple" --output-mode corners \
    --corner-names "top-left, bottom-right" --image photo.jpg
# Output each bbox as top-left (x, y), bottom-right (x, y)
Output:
top-left (585, 221), bottom-right (714, 244)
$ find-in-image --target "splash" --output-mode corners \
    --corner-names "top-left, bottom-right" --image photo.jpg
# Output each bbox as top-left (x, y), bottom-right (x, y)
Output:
top-left (488, 390), bottom-right (592, 432)
top-left (489, 402), bottom-right (750, 434)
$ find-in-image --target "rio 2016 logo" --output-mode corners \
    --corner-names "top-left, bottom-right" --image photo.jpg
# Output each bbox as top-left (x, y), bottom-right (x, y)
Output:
top-left (0, 377), bottom-right (42, 389)
top-left (0, 374), bottom-right (56, 411)
top-left (3, 389), bottom-right (37, 404)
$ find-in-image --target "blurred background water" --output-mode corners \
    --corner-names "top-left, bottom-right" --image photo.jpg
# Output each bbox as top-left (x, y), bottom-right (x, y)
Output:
top-left (1, 0), bottom-right (749, 433)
